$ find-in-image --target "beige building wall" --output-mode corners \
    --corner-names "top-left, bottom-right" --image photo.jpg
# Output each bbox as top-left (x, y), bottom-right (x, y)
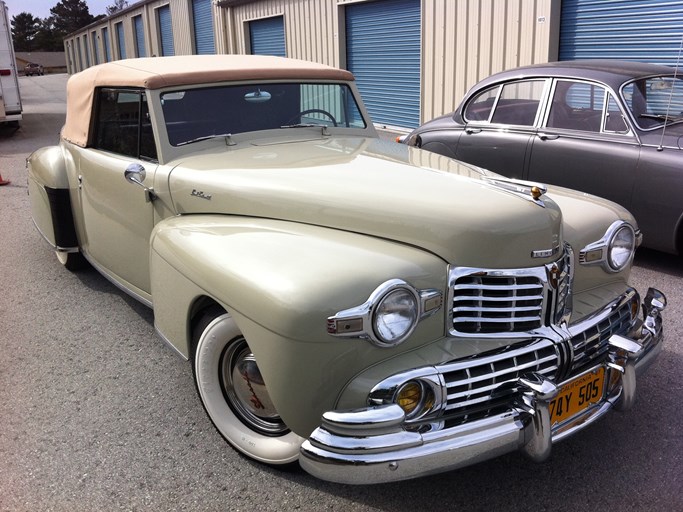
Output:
top-left (63, 0), bottom-right (560, 126)
top-left (422, 0), bottom-right (560, 122)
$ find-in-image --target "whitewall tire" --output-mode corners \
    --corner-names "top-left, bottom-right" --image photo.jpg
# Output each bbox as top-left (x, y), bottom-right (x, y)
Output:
top-left (193, 311), bottom-right (303, 464)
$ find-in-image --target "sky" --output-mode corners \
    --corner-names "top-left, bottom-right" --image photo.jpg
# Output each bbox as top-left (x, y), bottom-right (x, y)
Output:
top-left (4, 0), bottom-right (113, 20)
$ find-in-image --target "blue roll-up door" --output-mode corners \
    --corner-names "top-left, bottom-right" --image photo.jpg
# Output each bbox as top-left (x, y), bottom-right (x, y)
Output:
top-left (84, 34), bottom-right (91, 67)
top-left (102, 27), bottom-right (111, 62)
top-left (133, 16), bottom-right (146, 57)
top-left (345, 0), bottom-right (421, 129)
top-left (116, 22), bottom-right (126, 59)
top-left (158, 6), bottom-right (175, 56)
top-left (249, 16), bottom-right (286, 57)
top-left (92, 32), bottom-right (100, 64)
top-left (193, 0), bottom-right (215, 54)
top-left (560, 0), bottom-right (683, 66)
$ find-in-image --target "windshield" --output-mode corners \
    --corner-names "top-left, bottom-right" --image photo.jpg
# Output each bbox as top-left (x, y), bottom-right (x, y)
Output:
top-left (622, 75), bottom-right (683, 129)
top-left (160, 82), bottom-right (367, 146)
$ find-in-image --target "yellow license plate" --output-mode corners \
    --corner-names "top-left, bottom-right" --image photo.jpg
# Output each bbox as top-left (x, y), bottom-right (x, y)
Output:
top-left (550, 367), bottom-right (605, 425)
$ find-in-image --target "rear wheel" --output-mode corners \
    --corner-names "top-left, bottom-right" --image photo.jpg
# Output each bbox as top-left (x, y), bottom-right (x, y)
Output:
top-left (56, 250), bottom-right (86, 271)
top-left (193, 310), bottom-right (303, 464)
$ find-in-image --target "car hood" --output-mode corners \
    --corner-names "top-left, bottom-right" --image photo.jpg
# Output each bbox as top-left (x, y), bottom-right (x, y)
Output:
top-left (167, 136), bottom-right (563, 268)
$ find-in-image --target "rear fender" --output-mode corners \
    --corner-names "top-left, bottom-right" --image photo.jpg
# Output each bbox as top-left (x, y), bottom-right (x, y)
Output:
top-left (27, 146), bottom-right (78, 250)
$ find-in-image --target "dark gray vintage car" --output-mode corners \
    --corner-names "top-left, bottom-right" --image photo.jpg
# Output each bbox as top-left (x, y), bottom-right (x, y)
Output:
top-left (403, 60), bottom-right (683, 255)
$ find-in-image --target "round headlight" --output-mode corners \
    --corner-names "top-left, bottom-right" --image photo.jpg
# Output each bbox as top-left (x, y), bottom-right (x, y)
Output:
top-left (608, 225), bottom-right (635, 271)
top-left (373, 288), bottom-right (419, 345)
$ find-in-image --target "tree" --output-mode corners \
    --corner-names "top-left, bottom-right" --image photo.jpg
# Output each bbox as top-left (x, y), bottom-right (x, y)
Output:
top-left (49, 0), bottom-right (96, 40)
top-left (106, 0), bottom-right (129, 16)
top-left (11, 12), bottom-right (40, 52)
top-left (33, 17), bottom-right (63, 52)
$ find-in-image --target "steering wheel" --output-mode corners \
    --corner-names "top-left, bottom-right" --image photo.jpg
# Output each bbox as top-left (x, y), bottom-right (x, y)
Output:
top-left (287, 108), bottom-right (338, 127)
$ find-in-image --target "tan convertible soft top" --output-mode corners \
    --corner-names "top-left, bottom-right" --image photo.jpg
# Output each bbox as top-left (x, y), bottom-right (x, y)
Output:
top-left (62, 54), bottom-right (355, 147)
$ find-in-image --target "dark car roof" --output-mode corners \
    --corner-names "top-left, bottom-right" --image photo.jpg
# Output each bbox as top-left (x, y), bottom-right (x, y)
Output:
top-left (474, 59), bottom-right (679, 91)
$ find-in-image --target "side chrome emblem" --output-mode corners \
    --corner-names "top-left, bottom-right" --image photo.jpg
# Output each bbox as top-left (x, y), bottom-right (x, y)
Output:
top-left (191, 189), bottom-right (212, 200)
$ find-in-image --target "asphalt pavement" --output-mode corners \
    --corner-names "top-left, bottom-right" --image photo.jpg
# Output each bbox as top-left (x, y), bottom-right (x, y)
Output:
top-left (0, 74), bottom-right (681, 512)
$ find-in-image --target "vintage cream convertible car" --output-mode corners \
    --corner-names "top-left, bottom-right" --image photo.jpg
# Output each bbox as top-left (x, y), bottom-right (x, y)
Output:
top-left (28, 55), bottom-right (666, 484)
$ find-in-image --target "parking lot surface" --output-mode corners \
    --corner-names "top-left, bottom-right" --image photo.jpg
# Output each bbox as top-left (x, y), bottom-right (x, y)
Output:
top-left (0, 74), bottom-right (681, 512)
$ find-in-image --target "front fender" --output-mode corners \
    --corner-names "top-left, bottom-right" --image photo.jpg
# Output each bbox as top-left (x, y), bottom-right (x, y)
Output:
top-left (150, 215), bottom-right (449, 435)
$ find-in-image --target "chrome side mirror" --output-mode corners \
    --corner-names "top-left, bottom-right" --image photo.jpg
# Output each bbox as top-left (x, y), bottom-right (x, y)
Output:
top-left (124, 163), bottom-right (156, 202)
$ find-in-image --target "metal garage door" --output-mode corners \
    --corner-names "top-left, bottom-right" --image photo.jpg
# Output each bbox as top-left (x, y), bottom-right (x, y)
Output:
top-left (102, 27), bottom-right (111, 62)
top-left (158, 5), bottom-right (175, 57)
top-left (345, 0), bottom-right (421, 129)
top-left (116, 22), bottom-right (126, 59)
top-left (560, 0), bottom-right (683, 66)
top-left (249, 16), bottom-right (286, 57)
top-left (133, 16), bottom-right (146, 57)
top-left (192, 0), bottom-right (215, 55)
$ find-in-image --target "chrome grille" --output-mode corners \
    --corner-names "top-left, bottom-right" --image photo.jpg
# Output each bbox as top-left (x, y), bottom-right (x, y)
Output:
top-left (567, 294), bottom-right (635, 376)
top-left (448, 249), bottom-right (573, 335)
top-left (451, 275), bottom-right (545, 333)
top-left (425, 292), bottom-right (636, 426)
top-left (438, 340), bottom-right (559, 423)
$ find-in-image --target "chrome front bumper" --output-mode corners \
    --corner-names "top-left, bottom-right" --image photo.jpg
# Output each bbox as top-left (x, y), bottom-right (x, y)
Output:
top-left (300, 288), bottom-right (666, 485)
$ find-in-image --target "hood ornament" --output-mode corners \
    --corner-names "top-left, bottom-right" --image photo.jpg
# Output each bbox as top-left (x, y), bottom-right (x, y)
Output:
top-left (481, 175), bottom-right (548, 207)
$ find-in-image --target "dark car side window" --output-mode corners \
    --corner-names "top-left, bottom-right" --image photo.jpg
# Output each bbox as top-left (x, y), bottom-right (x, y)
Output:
top-left (93, 88), bottom-right (158, 161)
top-left (465, 80), bottom-right (545, 127)
top-left (490, 81), bottom-right (545, 126)
top-left (546, 80), bottom-right (629, 134)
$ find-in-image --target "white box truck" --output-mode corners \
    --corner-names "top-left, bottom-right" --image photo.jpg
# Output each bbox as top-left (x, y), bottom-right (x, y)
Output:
top-left (0, 0), bottom-right (22, 124)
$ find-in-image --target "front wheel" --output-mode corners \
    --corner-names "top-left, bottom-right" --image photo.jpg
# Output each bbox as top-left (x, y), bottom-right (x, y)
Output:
top-left (193, 311), bottom-right (303, 464)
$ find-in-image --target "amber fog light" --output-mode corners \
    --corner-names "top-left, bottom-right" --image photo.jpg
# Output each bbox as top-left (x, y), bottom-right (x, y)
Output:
top-left (396, 380), bottom-right (435, 419)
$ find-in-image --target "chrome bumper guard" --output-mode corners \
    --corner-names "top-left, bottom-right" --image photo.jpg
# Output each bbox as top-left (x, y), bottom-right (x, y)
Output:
top-left (300, 288), bottom-right (666, 485)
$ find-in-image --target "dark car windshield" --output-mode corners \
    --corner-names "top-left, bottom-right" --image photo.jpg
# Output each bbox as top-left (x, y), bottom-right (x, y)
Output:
top-left (623, 75), bottom-right (683, 129)
top-left (161, 82), bottom-right (367, 146)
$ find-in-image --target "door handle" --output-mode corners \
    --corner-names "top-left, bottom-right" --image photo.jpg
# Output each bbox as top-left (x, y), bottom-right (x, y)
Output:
top-left (537, 132), bottom-right (560, 141)
top-left (465, 127), bottom-right (482, 134)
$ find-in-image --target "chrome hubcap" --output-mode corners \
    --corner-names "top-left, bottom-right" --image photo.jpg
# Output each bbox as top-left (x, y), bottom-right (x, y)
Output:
top-left (220, 337), bottom-right (288, 435)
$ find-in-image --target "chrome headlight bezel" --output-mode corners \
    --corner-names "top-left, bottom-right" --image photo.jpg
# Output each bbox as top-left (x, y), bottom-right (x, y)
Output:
top-left (327, 279), bottom-right (443, 348)
top-left (579, 221), bottom-right (638, 273)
